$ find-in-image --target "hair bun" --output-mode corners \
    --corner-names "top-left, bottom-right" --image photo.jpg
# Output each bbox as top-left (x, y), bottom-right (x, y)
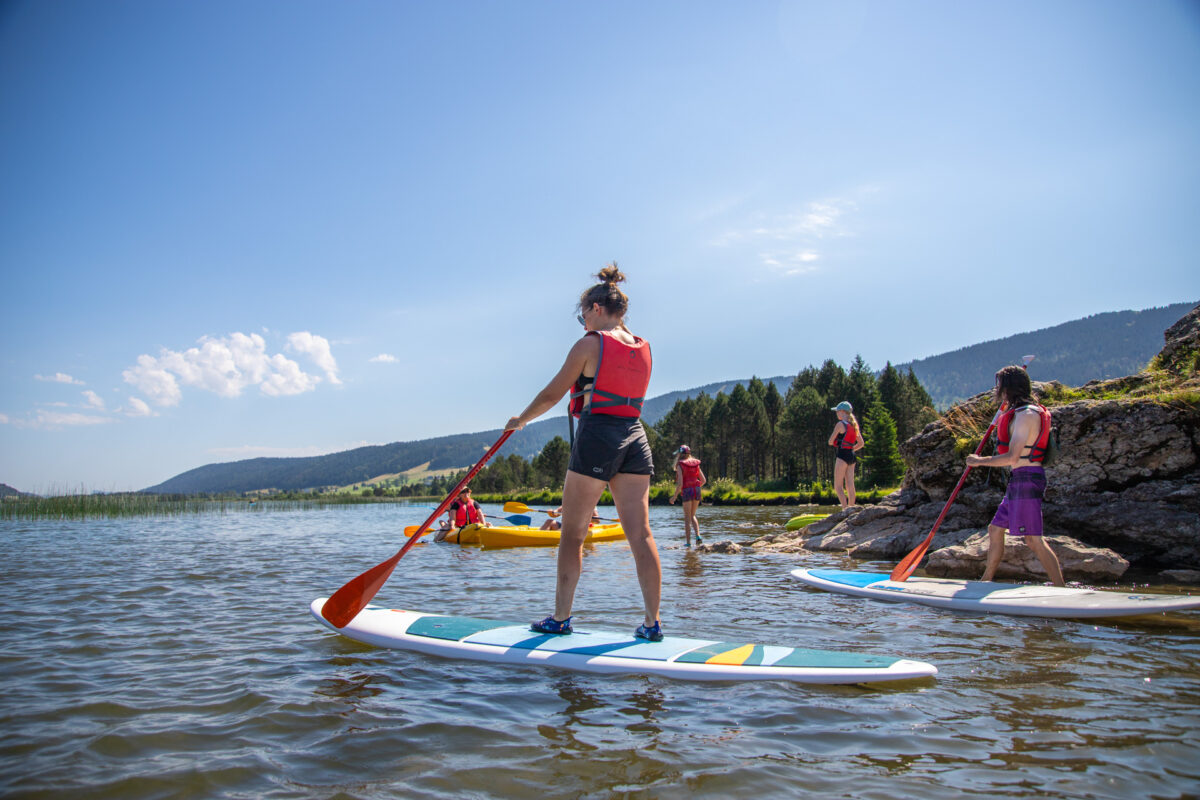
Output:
top-left (597, 262), bottom-right (625, 285)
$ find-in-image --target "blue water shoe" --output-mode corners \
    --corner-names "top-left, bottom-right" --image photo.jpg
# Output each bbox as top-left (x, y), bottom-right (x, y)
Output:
top-left (635, 620), bottom-right (664, 642)
top-left (530, 615), bottom-right (573, 635)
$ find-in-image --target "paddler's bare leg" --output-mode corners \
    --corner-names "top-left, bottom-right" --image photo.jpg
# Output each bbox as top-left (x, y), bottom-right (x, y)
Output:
top-left (1026, 535), bottom-right (1065, 586)
top-left (609, 471), bottom-right (661, 626)
top-left (981, 524), bottom-right (1007, 582)
top-left (553, 470), bottom-right (607, 621)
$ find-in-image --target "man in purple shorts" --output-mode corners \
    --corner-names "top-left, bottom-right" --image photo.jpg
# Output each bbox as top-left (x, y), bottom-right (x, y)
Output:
top-left (966, 365), bottom-right (1065, 586)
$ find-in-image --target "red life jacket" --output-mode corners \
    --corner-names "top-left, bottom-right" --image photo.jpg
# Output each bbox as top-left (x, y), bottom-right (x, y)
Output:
top-left (679, 457), bottom-right (703, 488)
top-left (996, 403), bottom-right (1052, 463)
top-left (568, 330), bottom-right (652, 419)
top-left (835, 421), bottom-right (858, 450)
top-left (453, 499), bottom-right (482, 527)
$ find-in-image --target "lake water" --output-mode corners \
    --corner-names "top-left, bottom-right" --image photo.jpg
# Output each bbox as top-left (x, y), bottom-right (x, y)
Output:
top-left (2, 503), bottom-right (1198, 799)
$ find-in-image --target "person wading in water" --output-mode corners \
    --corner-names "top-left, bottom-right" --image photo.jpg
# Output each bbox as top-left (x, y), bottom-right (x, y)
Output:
top-left (669, 445), bottom-right (706, 547)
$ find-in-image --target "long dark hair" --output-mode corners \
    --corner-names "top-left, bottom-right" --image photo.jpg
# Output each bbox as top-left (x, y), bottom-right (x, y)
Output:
top-left (994, 365), bottom-right (1033, 406)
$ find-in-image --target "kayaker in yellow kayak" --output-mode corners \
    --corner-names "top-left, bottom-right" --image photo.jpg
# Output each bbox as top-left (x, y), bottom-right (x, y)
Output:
top-left (504, 264), bottom-right (664, 641)
top-left (539, 505), bottom-right (601, 531)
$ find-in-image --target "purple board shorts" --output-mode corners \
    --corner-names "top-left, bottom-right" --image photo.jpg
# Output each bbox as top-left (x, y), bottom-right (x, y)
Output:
top-left (681, 486), bottom-right (701, 502)
top-left (990, 466), bottom-right (1047, 537)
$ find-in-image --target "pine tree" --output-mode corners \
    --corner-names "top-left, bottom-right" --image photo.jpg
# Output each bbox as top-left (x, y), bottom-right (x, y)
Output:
top-left (860, 402), bottom-right (906, 487)
top-left (532, 436), bottom-right (570, 486)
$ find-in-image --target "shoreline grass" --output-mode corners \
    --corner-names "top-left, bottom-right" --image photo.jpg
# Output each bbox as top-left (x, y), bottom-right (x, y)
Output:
top-left (2, 480), bottom-right (899, 520)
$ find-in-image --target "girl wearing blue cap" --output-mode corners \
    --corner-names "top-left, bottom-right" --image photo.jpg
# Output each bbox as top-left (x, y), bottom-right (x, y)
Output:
top-left (828, 401), bottom-right (864, 508)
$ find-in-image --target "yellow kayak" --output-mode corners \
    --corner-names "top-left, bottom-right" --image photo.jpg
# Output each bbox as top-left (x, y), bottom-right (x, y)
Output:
top-left (445, 522), bottom-right (626, 548)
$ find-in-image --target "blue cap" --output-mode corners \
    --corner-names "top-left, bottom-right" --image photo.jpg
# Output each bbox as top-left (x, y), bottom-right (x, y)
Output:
top-left (831, 401), bottom-right (853, 412)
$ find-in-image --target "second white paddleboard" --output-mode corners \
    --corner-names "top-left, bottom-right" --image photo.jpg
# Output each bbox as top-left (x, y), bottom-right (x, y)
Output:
top-left (791, 568), bottom-right (1200, 619)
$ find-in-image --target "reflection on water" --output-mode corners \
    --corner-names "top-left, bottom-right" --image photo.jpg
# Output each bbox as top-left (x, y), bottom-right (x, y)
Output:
top-left (0, 503), bottom-right (1198, 799)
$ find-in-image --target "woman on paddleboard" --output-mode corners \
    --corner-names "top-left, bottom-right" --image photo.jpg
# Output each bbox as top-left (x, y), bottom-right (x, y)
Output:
top-left (965, 365), bottom-right (1064, 586)
top-left (504, 264), bottom-right (664, 641)
top-left (669, 445), bottom-right (706, 547)
top-left (828, 401), bottom-right (864, 508)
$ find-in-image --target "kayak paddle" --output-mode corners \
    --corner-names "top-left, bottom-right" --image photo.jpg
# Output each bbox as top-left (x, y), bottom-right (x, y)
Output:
top-left (503, 500), bottom-right (618, 522)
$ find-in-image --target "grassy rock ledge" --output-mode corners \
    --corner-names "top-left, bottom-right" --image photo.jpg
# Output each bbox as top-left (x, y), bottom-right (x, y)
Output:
top-left (745, 303), bottom-right (1200, 584)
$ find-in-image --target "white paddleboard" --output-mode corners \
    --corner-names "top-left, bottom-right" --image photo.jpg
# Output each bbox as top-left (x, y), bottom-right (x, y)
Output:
top-left (791, 568), bottom-right (1200, 619)
top-left (310, 598), bottom-right (936, 684)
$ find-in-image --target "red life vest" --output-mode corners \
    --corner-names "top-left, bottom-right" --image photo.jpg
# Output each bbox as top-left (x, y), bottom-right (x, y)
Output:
top-left (679, 457), bottom-right (703, 488)
top-left (996, 404), bottom-right (1052, 463)
top-left (453, 499), bottom-right (482, 527)
top-left (568, 330), bottom-right (652, 419)
top-left (835, 421), bottom-right (858, 450)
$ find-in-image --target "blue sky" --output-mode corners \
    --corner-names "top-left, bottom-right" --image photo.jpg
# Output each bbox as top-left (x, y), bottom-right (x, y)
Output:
top-left (2, 0), bottom-right (1198, 492)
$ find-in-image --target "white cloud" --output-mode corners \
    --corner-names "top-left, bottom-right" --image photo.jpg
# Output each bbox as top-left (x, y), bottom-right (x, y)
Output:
top-left (287, 332), bottom-right (342, 385)
top-left (34, 410), bottom-right (112, 429)
top-left (123, 331), bottom-right (336, 407)
top-left (124, 397), bottom-right (153, 417)
top-left (710, 196), bottom-right (862, 275)
top-left (82, 390), bottom-right (105, 410)
top-left (370, 353), bottom-right (397, 363)
top-left (0, 413), bottom-right (9, 424)
top-left (35, 372), bottom-right (83, 385)
top-left (761, 250), bottom-right (821, 276)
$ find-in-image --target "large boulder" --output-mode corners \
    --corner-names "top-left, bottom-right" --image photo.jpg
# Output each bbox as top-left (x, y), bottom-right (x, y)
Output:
top-left (925, 532), bottom-right (1130, 581)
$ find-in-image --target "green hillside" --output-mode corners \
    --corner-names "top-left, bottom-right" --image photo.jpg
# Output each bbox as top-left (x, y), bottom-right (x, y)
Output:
top-left (142, 301), bottom-right (1196, 494)
top-left (895, 302), bottom-right (1196, 408)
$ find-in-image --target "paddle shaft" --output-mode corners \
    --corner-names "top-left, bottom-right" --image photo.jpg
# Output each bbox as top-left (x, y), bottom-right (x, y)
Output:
top-left (889, 404), bottom-right (1006, 582)
top-left (321, 429), bottom-right (514, 627)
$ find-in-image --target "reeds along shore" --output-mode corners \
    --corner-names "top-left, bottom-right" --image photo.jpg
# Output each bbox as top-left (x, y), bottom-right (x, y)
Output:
top-left (0, 481), bottom-right (899, 520)
top-left (0, 493), bottom-right (377, 520)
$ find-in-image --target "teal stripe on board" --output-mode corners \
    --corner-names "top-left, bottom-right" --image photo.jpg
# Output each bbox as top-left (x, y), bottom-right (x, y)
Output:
top-left (407, 615), bottom-right (504, 641)
top-left (675, 642), bottom-right (751, 664)
top-left (770, 648), bottom-right (897, 668)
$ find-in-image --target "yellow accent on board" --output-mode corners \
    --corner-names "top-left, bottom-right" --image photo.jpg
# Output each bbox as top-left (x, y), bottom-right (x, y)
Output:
top-left (706, 644), bottom-right (756, 666)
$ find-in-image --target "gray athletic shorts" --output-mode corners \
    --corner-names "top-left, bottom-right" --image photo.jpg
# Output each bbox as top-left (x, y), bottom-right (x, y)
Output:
top-left (568, 415), bottom-right (654, 481)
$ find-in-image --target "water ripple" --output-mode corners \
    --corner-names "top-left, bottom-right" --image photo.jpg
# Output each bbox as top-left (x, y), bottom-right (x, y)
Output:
top-left (1, 506), bottom-right (1198, 799)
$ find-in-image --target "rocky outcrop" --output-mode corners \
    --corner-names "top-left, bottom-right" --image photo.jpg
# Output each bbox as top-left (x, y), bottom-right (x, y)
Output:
top-left (925, 532), bottom-right (1130, 581)
top-left (757, 304), bottom-right (1200, 582)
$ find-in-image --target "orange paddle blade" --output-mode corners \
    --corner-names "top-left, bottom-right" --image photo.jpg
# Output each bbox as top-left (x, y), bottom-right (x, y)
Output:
top-left (321, 552), bottom-right (405, 628)
top-left (320, 429), bottom-right (513, 627)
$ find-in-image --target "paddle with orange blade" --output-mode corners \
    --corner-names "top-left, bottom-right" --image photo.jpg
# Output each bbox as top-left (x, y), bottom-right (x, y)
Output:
top-left (320, 429), bottom-right (513, 627)
top-left (889, 355), bottom-right (1034, 582)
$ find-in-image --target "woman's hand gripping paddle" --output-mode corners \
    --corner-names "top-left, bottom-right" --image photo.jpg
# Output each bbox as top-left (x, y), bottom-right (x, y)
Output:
top-left (890, 355), bottom-right (1034, 582)
top-left (321, 430), bottom-right (513, 627)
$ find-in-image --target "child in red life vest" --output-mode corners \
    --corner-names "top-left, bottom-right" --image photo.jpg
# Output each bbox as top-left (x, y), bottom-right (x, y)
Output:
top-left (445, 486), bottom-right (485, 529)
top-left (669, 445), bottom-right (707, 546)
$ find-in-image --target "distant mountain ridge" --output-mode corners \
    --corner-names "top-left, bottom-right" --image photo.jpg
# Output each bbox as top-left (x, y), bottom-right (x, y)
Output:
top-left (143, 301), bottom-right (1196, 494)
top-left (894, 302), bottom-right (1196, 408)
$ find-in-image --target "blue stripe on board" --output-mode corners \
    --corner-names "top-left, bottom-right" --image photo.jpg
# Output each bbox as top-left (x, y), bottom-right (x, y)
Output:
top-left (770, 648), bottom-right (898, 669)
top-left (406, 615), bottom-right (508, 641)
top-left (461, 624), bottom-right (712, 661)
top-left (807, 569), bottom-right (890, 588)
